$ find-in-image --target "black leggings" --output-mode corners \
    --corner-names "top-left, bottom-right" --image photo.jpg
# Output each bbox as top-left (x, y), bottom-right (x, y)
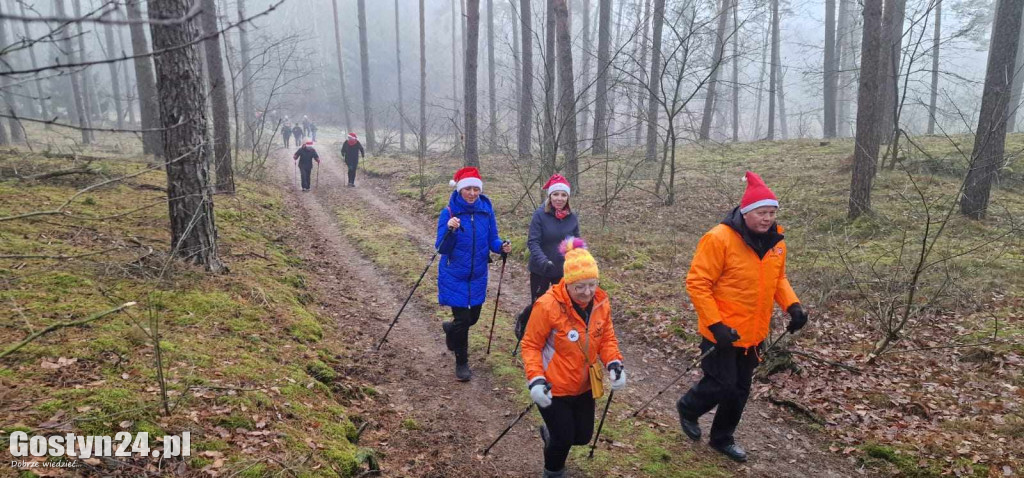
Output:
top-left (346, 160), bottom-right (358, 185)
top-left (530, 273), bottom-right (560, 302)
top-left (447, 305), bottom-right (482, 354)
top-left (539, 392), bottom-right (595, 472)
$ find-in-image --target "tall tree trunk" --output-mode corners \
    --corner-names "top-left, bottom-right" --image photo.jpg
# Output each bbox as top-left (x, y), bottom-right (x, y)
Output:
top-left (754, 15), bottom-right (768, 139)
top-left (487, 0), bottom-right (496, 153)
top-left (0, 1), bottom-right (22, 142)
top-left (592, 0), bottom-right (611, 154)
top-left (464, 0), bottom-right (480, 167)
top-left (542, 0), bottom-right (555, 175)
top-left (116, 6), bottom-right (137, 127)
top-left (420, 0), bottom-right (427, 158)
top-left (357, 0), bottom-right (376, 150)
top-left (824, 0), bottom-right (837, 138)
top-left (778, 67), bottom-right (788, 139)
top-left (16, 2), bottom-right (50, 124)
top-left (148, 0), bottom-right (223, 272)
top-left (848, 0), bottom-right (884, 219)
top-left (578, 0), bottom-right (593, 150)
top-left (1007, 6), bottom-right (1024, 133)
top-left (452, 0), bottom-right (458, 112)
top-left (126, 0), bottom-right (160, 154)
top-left (201, 0), bottom-right (233, 194)
top-left (54, 0), bottom-right (89, 145)
top-left (553, 0), bottom-right (577, 186)
top-left (237, 0), bottom-right (254, 148)
top-left (634, 0), bottom-right (651, 145)
top-left (517, 0), bottom-right (533, 162)
top-left (962, 0), bottom-right (1023, 219)
top-left (604, 0), bottom-right (626, 148)
top-left (72, 0), bottom-right (97, 137)
top-left (395, 0), bottom-right (406, 152)
top-left (731, 0), bottom-right (739, 142)
top-left (878, 0), bottom-right (906, 144)
top-left (837, 0), bottom-right (852, 137)
top-left (927, 0), bottom-right (941, 135)
top-left (644, 0), bottom-right (665, 162)
top-left (512, 2), bottom-right (521, 116)
top-left (331, 0), bottom-right (353, 132)
top-left (700, 0), bottom-right (731, 140)
top-left (102, 20), bottom-right (125, 129)
top-left (767, 0), bottom-right (778, 140)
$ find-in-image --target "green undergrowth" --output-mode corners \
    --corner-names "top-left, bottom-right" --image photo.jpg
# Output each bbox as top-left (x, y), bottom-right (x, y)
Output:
top-left (0, 147), bottom-right (372, 477)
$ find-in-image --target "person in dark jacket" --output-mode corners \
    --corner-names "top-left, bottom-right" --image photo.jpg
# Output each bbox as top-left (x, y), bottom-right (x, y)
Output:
top-left (292, 140), bottom-right (320, 191)
top-left (436, 167), bottom-right (512, 381)
top-left (292, 124), bottom-right (304, 145)
top-left (340, 133), bottom-right (365, 187)
top-left (310, 122), bottom-right (318, 142)
top-left (302, 115), bottom-right (311, 137)
top-left (281, 123), bottom-right (292, 147)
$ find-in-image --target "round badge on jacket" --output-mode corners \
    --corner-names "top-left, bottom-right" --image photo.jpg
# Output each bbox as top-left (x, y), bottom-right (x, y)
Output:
top-left (567, 329), bottom-right (580, 342)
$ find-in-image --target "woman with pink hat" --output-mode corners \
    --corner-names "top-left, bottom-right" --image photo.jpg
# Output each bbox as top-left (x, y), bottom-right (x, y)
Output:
top-left (436, 166), bottom-right (512, 381)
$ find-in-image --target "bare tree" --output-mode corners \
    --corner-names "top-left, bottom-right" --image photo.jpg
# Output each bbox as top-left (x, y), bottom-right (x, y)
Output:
top-left (14, 2), bottom-right (50, 125)
top-left (927, 0), bottom-right (941, 135)
top-left (1007, 6), bottom-right (1024, 133)
top-left (837, 0), bottom-right (854, 137)
top-left (517, 0), bottom-right (533, 162)
top-left (0, 1), bottom-right (21, 142)
top-left (512, 2), bottom-right (521, 110)
top-left (452, 0), bottom-right (458, 112)
top-left (101, 16), bottom-right (124, 129)
top-left (961, 0), bottom-right (1024, 220)
top-left (464, 0), bottom-right (480, 167)
top-left (420, 0), bottom-right (426, 159)
top-left (731, 0), bottom-right (739, 142)
top-left (824, 0), bottom-right (837, 138)
top-left (487, 0), bottom-right (496, 153)
top-left (592, 0), bottom-right (611, 154)
top-left (634, 0), bottom-right (651, 145)
top-left (848, 0), bottom-right (884, 219)
top-left (877, 0), bottom-right (907, 144)
top-left (577, 0), bottom-right (592, 148)
top-left (554, 0), bottom-right (577, 186)
top-left (237, 0), bottom-right (254, 148)
top-left (699, 0), bottom-right (731, 141)
top-left (126, 0), bottom-right (160, 154)
top-left (72, 0), bottom-right (96, 136)
top-left (148, 0), bottom-right (222, 272)
top-left (200, 0), bottom-right (233, 194)
top-left (542, 0), bottom-right (555, 174)
top-left (644, 0), bottom-right (665, 162)
top-left (395, 0), bottom-right (406, 152)
top-left (330, 0), bottom-right (352, 133)
top-left (117, 6), bottom-right (136, 127)
top-left (767, 0), bottom-right (778, 140)
top-left (53, 0), bottom-right (90, 145)
top-left (356, 0), bottom-right (375, 150)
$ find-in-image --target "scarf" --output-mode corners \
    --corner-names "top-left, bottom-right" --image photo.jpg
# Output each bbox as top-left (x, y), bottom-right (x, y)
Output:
top-left (554, 205), bottom-right (570, 220)
top-left (347, 139), bottom-right (357, 146)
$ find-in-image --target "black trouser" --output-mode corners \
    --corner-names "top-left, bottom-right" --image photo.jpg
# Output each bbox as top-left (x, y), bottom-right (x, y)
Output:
top-left (299, 163), bottom-right (312, 190)
top-left (677, 338), bottom-right (760, 448)
top-left (539, 392), bottom-right (595, 472)
top-left (530, 273), bottom-right (560, 302)
top-left (283, 133), bottom-right (290, 146)
top-left (446, 305), bottom-right (482, 362)
top-left (345, 159), bottom-right (358, 185)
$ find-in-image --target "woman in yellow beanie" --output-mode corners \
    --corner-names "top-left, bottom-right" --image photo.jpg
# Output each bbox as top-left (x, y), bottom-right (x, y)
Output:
top-left (520, 237), bottom-right (626, 478)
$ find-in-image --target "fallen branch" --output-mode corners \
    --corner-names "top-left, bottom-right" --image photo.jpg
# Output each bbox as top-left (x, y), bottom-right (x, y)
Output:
top-left (0, 246), bottom-right (121, 261)
top-left (766, 395), bottom-right (826, 426)
top-left (20, 166), bottom-right (99, 181)
top-left (789, 350), bottom-right (864, 374)
top-left (0, 302), bottom-right (136, 359)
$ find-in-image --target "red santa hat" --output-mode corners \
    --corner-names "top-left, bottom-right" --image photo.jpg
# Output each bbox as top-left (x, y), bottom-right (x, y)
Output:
top-left (740, 171), bottom-right (779, 214)
top-left (348, 133), bottom-right (357, 140)
top-left (305, 140), bottom-right (314, 146)
top-left (542, 174), bottom-right (571, 196)
top-left (449, 166), bottom-right (483, 192)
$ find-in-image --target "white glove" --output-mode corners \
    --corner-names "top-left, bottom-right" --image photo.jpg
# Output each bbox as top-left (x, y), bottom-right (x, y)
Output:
top-left (530, 379), bottom-right (553, 408)
top-left (608, 363), bottom-right (626, 391)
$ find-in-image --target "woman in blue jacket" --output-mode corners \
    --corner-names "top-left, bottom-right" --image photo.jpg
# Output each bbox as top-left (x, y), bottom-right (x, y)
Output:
top-left (436, 167), bottom-right (511, 381)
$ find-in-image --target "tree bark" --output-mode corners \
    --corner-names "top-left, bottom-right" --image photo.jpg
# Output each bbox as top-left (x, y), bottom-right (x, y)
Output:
top-left (877, 0), bottom-right (906, 144)
top-left (634, 0), bottom-right (651, 146)
top-left (512, 2), bottom-right (521, 115)
top-left (824, 0), bottom-right (837, 138)
top-left (452, 0), bottom-right (458, 112)
top-left (464, 0), bottom-right (480, 167)
top-left (553, 0), bottom-right (577, 186)
top-left (962, 0), bottom-right (1023, 220)
top-left (848, 0), bottom-right (884, 219)
top-left (731, 0), bottom-right (739, 142)
top-left (148, 0), bottom-right (223, 272)
top-left (126, 0), bottom-right (160, 154)
top-left (767, 0), bottom-right (778, 140)
top-left (604, 0), bottom-right (626, 148)
top-left (700, 0), bottom-right (731, 140)
top-left (200, 0), bottom-right (233, 194)
top-left (16, 2), bottom-right (50, 124)
top-left (592, 0), bottom-right (611, 154)
top-left (754, 15), bottom-right (768, 139)
top-left (237, 0), bottom-right (254, 148)
top-left (72, 0), bottom-right (97, 136)
top-left (837, 0), bottom-right (853, 137)
top-left (542, 0), bottom-right (555, 175)
top-left (420, 0), bottom-right (427, 157)
top-left (0, 1), bottom-right (22, 142)
top-left (644, 0), bottom-right (665, 162)
top-left (395, 0), bottom-right (406, 152)
top-left (330, 0), bottom-right (353, 132)
top-left (927, 0), bottom-right (941, 135)
top-left (578, 0), bottom-right (593, 149)
top-left (517, 0), bottom-right (533, 162)
top-left (1007, 5), bottom-right (1023, 133)
top-left (54, 0), bottom-right (89, 145)
top-left (357, 0), bottom-right (376, 150)
top-left (487, 0), bottom-right (496, 153)
top-left (118, 8), bottom-right (137, 127)
top-left (102, 19), bottom-right (125, 129)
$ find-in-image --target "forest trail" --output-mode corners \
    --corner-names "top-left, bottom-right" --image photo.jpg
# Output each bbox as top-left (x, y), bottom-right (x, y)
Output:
top-left (273, 138), bottom-right (868, 477)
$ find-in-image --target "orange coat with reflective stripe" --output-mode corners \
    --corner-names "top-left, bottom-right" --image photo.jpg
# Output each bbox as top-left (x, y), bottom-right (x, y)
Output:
top-left (685, 223), bottom-right (800, 348)
top-left (522, 281), bottom-right (624, 397)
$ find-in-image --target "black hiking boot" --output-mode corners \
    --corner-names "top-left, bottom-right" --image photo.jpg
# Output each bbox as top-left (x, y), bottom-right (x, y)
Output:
top-left (442, 321), bottom-right (454, 351)
top-left (711, 442), bottom-right (748, 463)
top-left (454, 349), bottom-right (472, 382)
top-left (676, 399), bottom-right (701, 441)
top-left (542, 468), bottom-right (567, 478)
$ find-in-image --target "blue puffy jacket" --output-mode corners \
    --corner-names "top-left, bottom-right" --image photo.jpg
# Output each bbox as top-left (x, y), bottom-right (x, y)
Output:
top-left (436, 191), bottom-right (505, 308)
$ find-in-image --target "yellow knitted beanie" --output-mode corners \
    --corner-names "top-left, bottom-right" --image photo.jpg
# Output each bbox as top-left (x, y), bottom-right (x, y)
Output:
top-left (560, 237), bottom-right (599, 284)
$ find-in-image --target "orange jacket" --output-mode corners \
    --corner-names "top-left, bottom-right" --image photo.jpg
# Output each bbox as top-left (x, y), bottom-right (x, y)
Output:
top-left (521, 280), bottom-right (624, 397)
top-left (685, 221), bottom-right (800, 349)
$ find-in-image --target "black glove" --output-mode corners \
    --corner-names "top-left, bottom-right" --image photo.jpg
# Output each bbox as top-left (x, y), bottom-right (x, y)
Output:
top-left (607, 362), bottom-right (623, 380)
top-left (708, 322), bottom-right (740, 346)
top-left (786, 304), bottom-right (808, 333)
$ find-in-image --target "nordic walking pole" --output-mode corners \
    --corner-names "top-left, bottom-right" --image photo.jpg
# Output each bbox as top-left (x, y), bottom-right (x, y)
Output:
top-left (631, 346), bottom-right (716, 418)
top-left (761, 330), bottom-right (790, 356)
top-left (315, 161), bottom-right (320, 189)
top-left (485, 251), bottom-right (508, 355)
top-left (484, 402), bottom-right (535, 456)
top-left (376, 228), bottom-right (454, 350)
top-left (589, 390), bottom-right (614, 459)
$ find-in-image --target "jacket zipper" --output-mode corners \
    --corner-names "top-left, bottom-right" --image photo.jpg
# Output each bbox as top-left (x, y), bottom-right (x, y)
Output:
top-left (468, 213), bottom-right (476, 307)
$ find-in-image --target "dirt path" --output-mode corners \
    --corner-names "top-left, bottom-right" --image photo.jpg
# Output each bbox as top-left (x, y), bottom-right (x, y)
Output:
top-left (272, 147), bottom-right (544, 477)
top-left (275, 138), bottom-right (866, 477)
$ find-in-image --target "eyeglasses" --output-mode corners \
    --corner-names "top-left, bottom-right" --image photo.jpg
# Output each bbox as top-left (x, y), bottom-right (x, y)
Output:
top-left (569, 281), bottom-right (599, 293)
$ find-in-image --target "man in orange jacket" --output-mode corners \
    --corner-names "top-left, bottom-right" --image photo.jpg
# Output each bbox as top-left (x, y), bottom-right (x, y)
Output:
top-left (522, 237), bottom-right (625, 478)
top-left (677, 171), bottom-right (808, 463)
